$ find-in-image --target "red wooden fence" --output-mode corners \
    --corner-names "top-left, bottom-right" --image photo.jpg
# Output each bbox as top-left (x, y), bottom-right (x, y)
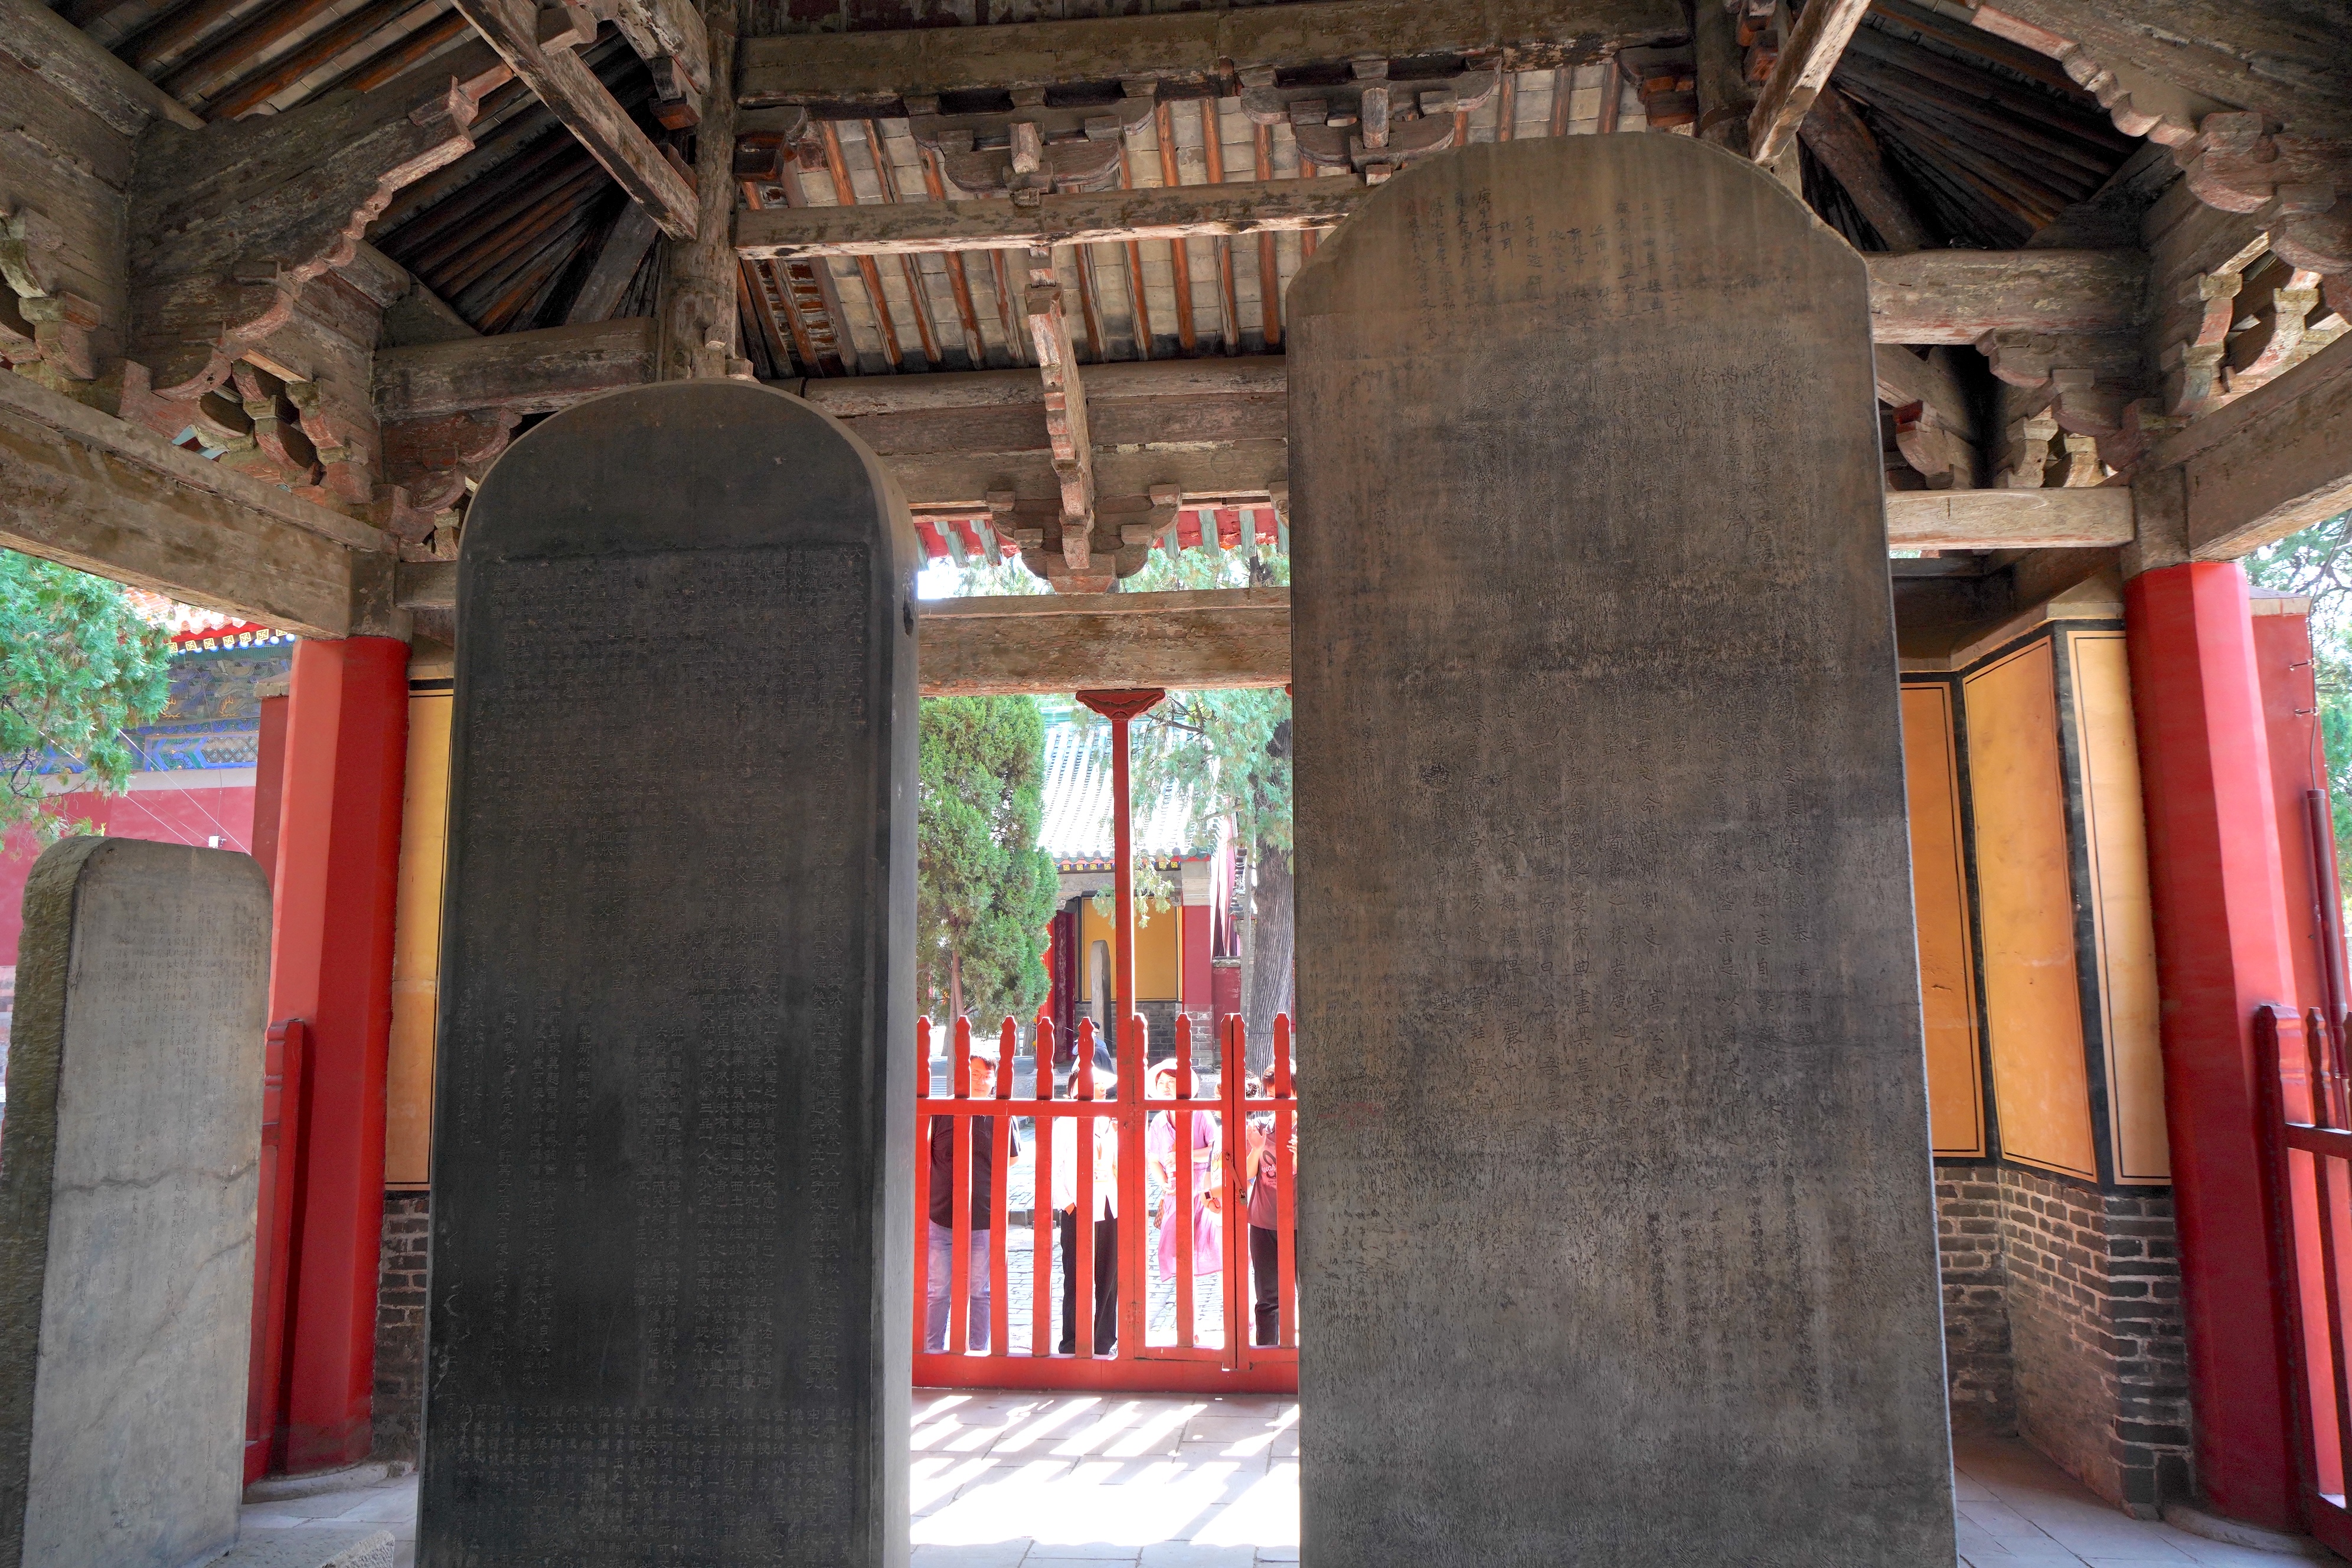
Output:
top-left (914, 1011), bottom-right (1298, 1393)
top-left (2259, 1002), bottom-right (2352, 1557)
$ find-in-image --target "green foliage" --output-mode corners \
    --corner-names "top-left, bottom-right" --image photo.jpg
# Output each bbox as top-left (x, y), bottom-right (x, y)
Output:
top-left (2250, 511), bottom-right (2352, 894)
top-left (1129, 688), bottom-right (1293, 860)
top-left (917, 694), bottom-right (1059, 1023)
top-left (0, 552), bottom-right (172, 841)
top-left (1123, 534), bottom-right (1293, 852)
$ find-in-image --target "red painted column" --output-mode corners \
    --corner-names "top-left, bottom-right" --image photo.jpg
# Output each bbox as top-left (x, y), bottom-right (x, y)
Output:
top-left (1076, 689), bottom-right (1165, 1028)
top-left (2251, 602), bottom-right (2347, 1019)
top-left (2125, 561), bottom-right (2301, 1529)
top-left (266, 637), bottom-right (409, 1475)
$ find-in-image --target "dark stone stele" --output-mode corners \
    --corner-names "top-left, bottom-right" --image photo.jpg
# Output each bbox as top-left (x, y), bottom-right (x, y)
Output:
top-left (1289, 136), bottom-right (1957, 1565)
top-left (421, 381), bottom-right (917, 1567)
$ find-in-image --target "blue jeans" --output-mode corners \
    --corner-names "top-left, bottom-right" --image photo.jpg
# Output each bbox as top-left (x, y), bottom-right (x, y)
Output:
top-left (926, 1221), bottom-right (990, 1353)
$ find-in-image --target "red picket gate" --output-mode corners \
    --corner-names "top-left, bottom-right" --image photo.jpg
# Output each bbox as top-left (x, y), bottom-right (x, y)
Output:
top-left (914, 1011), bottom-right (1298, 1393)
top-left (2259, 1002), bottom-right (2352, 1557)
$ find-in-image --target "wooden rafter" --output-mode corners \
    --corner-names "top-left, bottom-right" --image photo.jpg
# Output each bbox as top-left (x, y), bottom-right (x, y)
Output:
top-left (446, 0), bottom-right (697, 239)
top-left (1799, 87), bottom-right (1932, 251)
top-left (736, 178), bottom-right (1366, 262)
top-left (1750, 0), bottom-right (1874, 165)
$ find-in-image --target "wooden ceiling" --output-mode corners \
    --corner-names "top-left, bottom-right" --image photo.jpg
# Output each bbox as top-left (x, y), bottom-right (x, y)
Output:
top-left (54, 0), bottom-right (2138, 361)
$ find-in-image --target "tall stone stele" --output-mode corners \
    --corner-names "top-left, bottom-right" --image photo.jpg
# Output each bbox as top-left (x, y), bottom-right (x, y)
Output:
top-left (421, 381), bottom-right (919, 1567)
top-left (0, 838), bottom-right (271, 1568)
top-left (1289, 134), bottom-right (1958, 1565)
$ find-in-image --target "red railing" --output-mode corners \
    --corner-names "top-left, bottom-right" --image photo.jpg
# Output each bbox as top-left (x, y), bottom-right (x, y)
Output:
top-left (913, 1011), bottom-right (1298, 1393)
top-left (2259, 1003), bottom-right (2352, 1557)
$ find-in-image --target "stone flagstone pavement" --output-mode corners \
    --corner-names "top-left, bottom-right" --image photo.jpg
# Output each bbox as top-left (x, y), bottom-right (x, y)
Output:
top-left (237, 1393), bottom-right (2321, 1567)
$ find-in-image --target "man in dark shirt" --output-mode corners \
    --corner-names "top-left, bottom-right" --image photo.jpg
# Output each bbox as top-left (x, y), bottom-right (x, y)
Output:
top-left (926, 1051), bottom-right (1021, 1353)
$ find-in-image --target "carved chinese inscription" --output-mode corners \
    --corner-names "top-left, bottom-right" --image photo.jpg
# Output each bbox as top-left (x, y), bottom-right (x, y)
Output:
top-left (1288, 135), bottom-right (1955, 1566)
top-left (422, 381), bottom-right (916, 1567)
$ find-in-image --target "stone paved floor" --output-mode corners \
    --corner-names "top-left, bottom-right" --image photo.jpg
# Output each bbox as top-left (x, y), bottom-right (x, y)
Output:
top-left (234, 1399), bottom-right (2314, 1568)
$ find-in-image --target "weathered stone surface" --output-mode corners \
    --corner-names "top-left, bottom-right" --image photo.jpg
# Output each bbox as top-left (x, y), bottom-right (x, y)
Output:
top-left (422, 381), bottom-right (918, 1567)
top-left (0, 837), bottom-right (270, 1568)
top-left (1289, 134), bottom-right (1955, 1566)
top-left (217, 1525), bottom-right (397, 1568)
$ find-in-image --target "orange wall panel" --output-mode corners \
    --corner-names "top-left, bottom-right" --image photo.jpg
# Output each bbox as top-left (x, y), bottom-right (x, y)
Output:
top-left (383, 690), bottom-right (450, 1189)
top-left (2066, 631), bottom-right (2169, 1182)
top-left (1902, 682), bottom-right (1987, 1158)
top-left (1964, 639), bottom-right (2099, 1182)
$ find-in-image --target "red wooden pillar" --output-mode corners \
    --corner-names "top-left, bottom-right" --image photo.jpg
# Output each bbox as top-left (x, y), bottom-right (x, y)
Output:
top-left (265, 637), bottom-right (409, 1475)
top-left (2125, 561), bottom-right (2301, 1529)
top-left (2252, 600), bottom-right (2348, 1018)
top-left (1076, 689), bottom-right (1165, 1030)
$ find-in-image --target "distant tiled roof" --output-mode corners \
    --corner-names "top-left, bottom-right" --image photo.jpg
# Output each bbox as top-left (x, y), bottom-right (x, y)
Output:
top-left (1037, 718), bottom-right (1204, 866)
top-left (122, 590), bottom-right (288, 645)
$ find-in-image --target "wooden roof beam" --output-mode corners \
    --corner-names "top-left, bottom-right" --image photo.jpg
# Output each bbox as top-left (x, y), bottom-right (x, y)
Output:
top-left (448, 0), bottom-right (699, 239)
top-left (2150, 329), bottom-right (2352, 561)
top-left (1749, 0), bottom-right (1873, 166)
top-left (374, 316), bottom-right (658, 419)
top-left (1883, 488), bottom-right (2130, 550)
top-left (736, 0), bottom-right (1685, 112)
top-left (0, 371), bottom-right (390, 638)
top-left (1866, 248), bottom-right (2147, 343)
top-left (0, 0), bottom-right (204, 133)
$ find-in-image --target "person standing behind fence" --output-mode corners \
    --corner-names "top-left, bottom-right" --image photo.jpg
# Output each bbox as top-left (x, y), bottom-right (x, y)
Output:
top-left (1146, 1061), bottom-right (1223, 1291)
top-left (1244, 1074), bottom-right (1296, 1348)
top-left (1053, 1069), bottom-right (1118, 1355)
top-left (927, 1050), bottom-right (1020, 1353)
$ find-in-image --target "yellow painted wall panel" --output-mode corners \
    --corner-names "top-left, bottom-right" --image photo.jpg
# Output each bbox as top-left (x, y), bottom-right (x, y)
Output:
top-left (384, 691), bottom-right (451, 1189)
top-left (1902, 683), bottom-right (1987, 1158)
top-left (1964, 639), bottom-right (2099, 1182)
top-left (1077, 894), bottom-right (1181, 1003)
top-left (2067, 631), bottom-right (2171, 1182)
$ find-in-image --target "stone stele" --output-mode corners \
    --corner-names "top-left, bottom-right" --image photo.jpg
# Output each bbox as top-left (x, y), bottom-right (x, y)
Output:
top-left (421, 381), bottom-right (918, 1567)
top-left (1288, 133), bottom-right (1956, 1566)
top-left (0, 838), bottom-right (270, 1568)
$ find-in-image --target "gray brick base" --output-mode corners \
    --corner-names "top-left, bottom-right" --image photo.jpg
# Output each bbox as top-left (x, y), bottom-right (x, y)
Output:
top-left (1936, 1165), bottom-right (2193, 1515)
top-left (371, 1193), bottom-right (429, 1463)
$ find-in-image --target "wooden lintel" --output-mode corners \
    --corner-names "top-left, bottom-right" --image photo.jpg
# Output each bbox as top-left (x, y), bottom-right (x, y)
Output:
top-left (735, 179), bottom-right (1362, 262)
top-left (450, 0), bottom-right (700, 239)
top-left (374, 316), bottom-right (658, 419)
top-left (2150, 332), bottom-right (2352, 561)
top-left (1866, 249), bottom-right (2147, 344)
top-left (922, 588), bottom-right (1290, 695)
top-left (1749, 0), bottom-right (1872, 166)
top-left (396, 571), bottom-right (1294, 692)
top-left (1884, 487), bottom-right (2132, 551)
top-left (736, 0), bottom-right (1685, 109)
top-left (0, 370), bottom-right (381, 638)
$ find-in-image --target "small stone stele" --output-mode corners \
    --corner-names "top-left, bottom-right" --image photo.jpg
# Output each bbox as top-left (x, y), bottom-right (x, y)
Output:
top-left (0, 838), bottom-right (270, 1568)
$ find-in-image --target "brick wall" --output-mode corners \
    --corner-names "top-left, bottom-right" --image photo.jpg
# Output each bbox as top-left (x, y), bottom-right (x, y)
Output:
top-left (1936, 1171), bottom-right (2018, 1435)
top-left (373, 1192), bottom-right (430, 1463)
top-left (1996, 1167), bottom-right (2192, 1516)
